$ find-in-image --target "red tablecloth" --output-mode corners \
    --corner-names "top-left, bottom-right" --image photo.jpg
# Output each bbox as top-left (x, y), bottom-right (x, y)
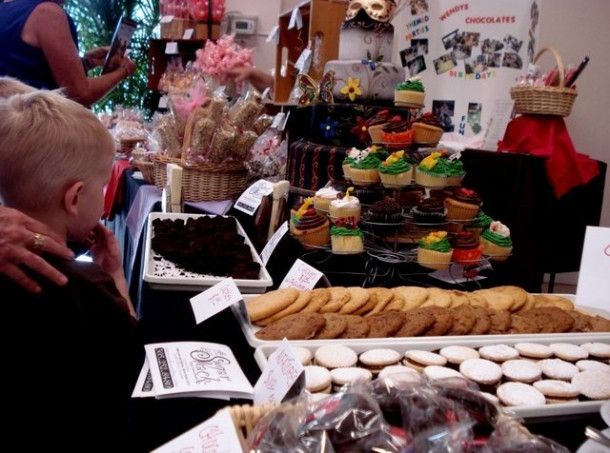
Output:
top-left (103, 159), bottom-right (132, 220)
top-left (497, 115), bottom-right (600, 198)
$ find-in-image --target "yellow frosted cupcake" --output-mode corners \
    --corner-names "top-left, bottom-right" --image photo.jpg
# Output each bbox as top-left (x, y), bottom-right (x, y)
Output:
top-left (417, 231), bottom-right (453, 270)
top-left (415, 151), bottom-right (448, 188)
top-left (378, 150), bottom-right (413, 188)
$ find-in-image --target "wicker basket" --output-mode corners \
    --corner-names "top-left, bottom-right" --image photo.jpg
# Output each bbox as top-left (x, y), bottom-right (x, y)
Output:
top-left (220, 403), bottom-right (277, 442)
top-left (152, 155), bottom-right (181, 190)
top-left (510, 46), bottom-right (578, 117)
top-left (181, 161), bottom-right (248, 202)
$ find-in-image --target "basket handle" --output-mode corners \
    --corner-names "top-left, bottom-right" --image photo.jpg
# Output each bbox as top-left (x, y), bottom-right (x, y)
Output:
top-left (533, 46), bottom-right (566, 88)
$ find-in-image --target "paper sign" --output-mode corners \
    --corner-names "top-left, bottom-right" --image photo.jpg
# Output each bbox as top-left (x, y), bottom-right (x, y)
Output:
top-left (160, 15), bottom-right (174, 23)
top-left (429, 263), bottom-right (488, 284)
top-left (575, 226), bottom-right (610, 311)
top-left (260, 221), bottom-right (288, 265)
top-left (288, 7), bottom-right (302, 30)
top-left (280, 259), bottom-right (323, 291)
top-left (295, 49), bottom-right (312, 73)
top-left (190, 278), bottom-right (242, 324)
top-left (158, 94), bottom-right (169, 109)
top-left (150, 405), bottom-right (243, 453)
top-left (233, 180), bottom-right (274, 215)
top-left (131, 360), bottom-right (155, 398)
top-left (165, 41), bottom-right (178, 55)
top-left (483, 99), bottom-right (515, 151)
top-left (254, 339), bottom-right (304, 405)
top-left (266, 25), bottom-right (279, 44)
top-left (182, 28), bottom-right (194, 39)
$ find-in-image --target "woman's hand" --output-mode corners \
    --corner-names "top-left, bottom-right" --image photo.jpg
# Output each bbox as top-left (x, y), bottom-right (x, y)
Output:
top-left (83, 46), bottom-right (110, 70)
top-left (0, 206), bottom-right (74, 293)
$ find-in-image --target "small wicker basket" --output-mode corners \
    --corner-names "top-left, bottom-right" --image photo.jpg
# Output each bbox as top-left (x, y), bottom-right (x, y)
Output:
top-left (152, 154), bottom-right (181, 190)
top-left (220, 403), bottom-right (277, 442)
top-left (510, 46), bottom-right (578, 117)
top-left (181, 161), bottom-right (248, 202)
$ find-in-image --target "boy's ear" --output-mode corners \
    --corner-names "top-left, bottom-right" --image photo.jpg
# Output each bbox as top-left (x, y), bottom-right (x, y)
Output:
top-left (63, 180), bottom-right (84, 215)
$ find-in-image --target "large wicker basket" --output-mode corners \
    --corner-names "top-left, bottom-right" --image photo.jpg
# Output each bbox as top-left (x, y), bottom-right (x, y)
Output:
top-left (181, 161), bottom-right (248, 202)
top-left (510, 46), bottom-right (578, 117)
top-left (152, 155), bottom-right (182, 190)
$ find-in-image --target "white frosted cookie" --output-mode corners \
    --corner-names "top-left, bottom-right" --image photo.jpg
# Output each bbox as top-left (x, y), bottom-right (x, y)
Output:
top-left (359, 348), bottom-right (402, 373)
top-left (549, 343), bottom-right (589, 361)
top-left (403, 350), bottom-right (447, 371)
top-left (423, 365), bottom-right (464, 381)
top-left (576, 359), bottom-right (610, 373)
top-left (459, 358), bottom-right (503, 385)
top-left (533, 379), bottom-right (580, 402)
top-left (580, 342), bottom-right (610, 359)
top-left (314, 345), bottom-right (358, 369)
top-left (478, 344), bottom-right (519, 362)
top-left (378, 365), bottom-right (421, 382)
top-left (439, 345), bottom-right (480, 364)
top-left (479, 392), bottom-right (500, 405)
top-left (572, 370), bottom-right (610, 400)
top-left (330, 367), bottom-right (373, 390)
top-left (497, 382), bottom-right (546, 407)
top-left (304, 365), bottom-right (332, 393)
top-left (291, 346), bottom-right (313, 366)
top-left (501, 359), bottom-right (542, 383)
top-left (540, 358), bottom-right (579, 381)
top-left (514, 342), bottom-right (553, 359)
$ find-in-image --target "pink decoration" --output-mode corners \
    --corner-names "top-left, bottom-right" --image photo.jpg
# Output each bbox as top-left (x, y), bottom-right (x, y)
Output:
top-left (193, 35), bottom-right (253, 82)
top-left (187, 0), bottom-right (225, 21)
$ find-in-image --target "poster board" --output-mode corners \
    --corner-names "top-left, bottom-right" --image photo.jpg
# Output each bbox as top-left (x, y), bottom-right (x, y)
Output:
top-left (102, 16), bottom-right (138, 74)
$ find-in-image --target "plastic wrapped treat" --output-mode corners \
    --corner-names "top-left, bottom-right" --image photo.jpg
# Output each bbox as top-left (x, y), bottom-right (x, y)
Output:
top-left (206, 126), bottom-right (237, 163)
top-left (231, 130), bottom-right (258, 161)
top-left (231, 95), bottom-right (263, 131)
top-left (245, 119), bottom-right (285, 179)
top-left (152, 114), bottom-right (182, 158)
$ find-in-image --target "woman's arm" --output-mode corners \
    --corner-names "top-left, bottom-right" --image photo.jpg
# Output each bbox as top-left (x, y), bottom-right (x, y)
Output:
top-left (22, 2), bottom-right (136, 107)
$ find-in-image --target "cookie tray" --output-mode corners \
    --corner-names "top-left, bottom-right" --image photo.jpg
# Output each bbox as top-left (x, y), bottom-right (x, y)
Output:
top-left (252, 334), bottom-right (610, 419)
top-left (143, 213), bottom-right (273, 293)
top-left (233, 293), bottom-right (610, 348)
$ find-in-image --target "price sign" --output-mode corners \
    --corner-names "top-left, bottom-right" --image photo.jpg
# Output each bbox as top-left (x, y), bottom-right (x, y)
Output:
top-left (190, 278), bottom-right (242, 324)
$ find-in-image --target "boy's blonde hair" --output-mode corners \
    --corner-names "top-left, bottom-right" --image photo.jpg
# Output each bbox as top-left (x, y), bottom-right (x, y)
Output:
top-left (0, 77), bottom-right (36, 98)
top-left (0, 88), bottom-right (115, 212)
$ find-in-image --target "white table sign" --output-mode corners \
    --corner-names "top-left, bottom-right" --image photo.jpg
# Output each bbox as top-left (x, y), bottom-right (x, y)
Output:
top-left (253, 339), bottom-right (304, 405)
top-left (190, 278), bottom-right (242, 324)
top-left (233, 179), bottom-right (274, 215)
top-left (260, 221), bottom-right (288, 265)
top-left (575, 226), bottom-right (610, 311)
top-left (150, 406), bottom-right (243, 453)
top-left (280, 259), bottom-right (323, 291)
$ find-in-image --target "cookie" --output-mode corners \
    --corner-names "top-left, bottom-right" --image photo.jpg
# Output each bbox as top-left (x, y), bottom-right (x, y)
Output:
top-left (571, 370), bottom-right (610, 400)
top-left (352, 292), bottom-right (378, 316)
top-left (304, 365), bottom-right (332, 393)
top-left (255, 312), bottom-right (325, 340)
top-left (469, 306), bottom-right (492, 335)
top-left (514, 342), bottom-right (553, 359)
top-left (439, 345), bottom-right (480, 365)
top-left (378, 365), bottom-right (421, 382)
top-left (447, 304), bottom-right (477, 336)
top-left (423, 365), bottom-right (464, 381)
top-left (540, 358), bottom-right (579, 381)
top-left (359, 348), bottom-right (402, 373)
top-left (565, 310), bottom-right (593, 332)
top-left (533, 294), bottom-right (575, 311)
top-left (314, 344), bottom-right (358, 369)
top-left (419, 306), bottom-right (454, 336)
top-left (392, 286), bottom-right (428, 311)
top-left (403, 350), bottom-right (447, 372)
top-left (509, 314), bottom-right (540, 334)
top-left (320, 286), bottom-right (351, 313)
top-left (575, 360), bottom-right (610, 373)
top-left (549, 343), bottom-right (588, 361)
top-left (420, 287), bottom-right (452, 308)
top-left (300, 287), bottom-right (331, 313)
top-left (523, 307), bottom-right (574, 333)
top-left (363, 287), bottom-right (394, 316)
top-left (488, 309), bottom-right (512, 334)
top-left (291, 346), bottom-right (313, 366)
top-left (489, 285), bottom-right (529, 312)
top-left (385, 290), bottom-right (405, 311)
top-left (459, 358), bottom-right (503, 385)
top-left (447, 289), bottom-right (470, 307)
top-left (501, 359), bottom-right (542, 383)
top-left (473, 289), bottom-right (514, 311)
top-left (314, 313), bottom-right (348, 339)
top-left (580, 342), bottom-right (610, 359)
top-left (367, 310), bottom-right (405, 338)
top-left (496, 382), bottom-right (546, 407)
top-left (256, 290), bottom-right (312, 326)
top-left (533, 379), bottom-right (580, 403)
top-left (339, 286), bottom-right (371, 314)
top-left (339, 314), bottom-right (370, 339)
top-left (330, 367), bottom-right (373, 391)
top-left (589, 314), bottom-right (610, 332)
top-left (394, 307), bottom-right (434, 337)
top-left (478, 344), bottom-right (519, 362)
top-left (247, 287), bottom-right (300, 322)
top-left (466, 291), bottom-right (489, 308)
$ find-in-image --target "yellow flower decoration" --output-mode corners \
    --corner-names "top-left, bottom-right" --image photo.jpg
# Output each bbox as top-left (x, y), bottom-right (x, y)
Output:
top-left (422, 230), bottom-right (447, 245)
top-left (382, 150), bottom-right (405, 167)
top-left (296, 197), bottom-right (314, 217)
top-left (419, 151), bottom-right (442, 170)
top-left (340, 77), bottom-right (362, 102)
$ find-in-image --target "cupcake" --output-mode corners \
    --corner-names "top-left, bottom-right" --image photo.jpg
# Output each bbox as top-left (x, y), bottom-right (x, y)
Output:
top-left (450, 231), bottom-right (484, 265)
top-left (394, 77), bottom-right (425, 108)
top-left (290, 198), bottom-right (331, 250)
top-left (367, 110), bottom-right (394, 143)
top-left (378, 150), bottom-right (413, 188)
top-left (444, 187), bottom-right (482, 221)
top-left (410, 197), bottom-right (447, 224)
top-left (412, 112), bottom-right (444, 145)
top-left (415, 151), bottom-right (448, 188)
top-left (331, 221), bottom-right (364, 254)
top-left (367, 197), bottom-right (402, 223)
top-left (380, 120), bottom-right (414, 145)
top-left (329, 187), bottom-right (361, 224)
top-left (395, 183), bottom-right (426, 208)
top-left (313, 185), bottom-right (341, 213)
top-left (349, 152), bottom-right (381, 185)
top-left (417, 231), bottom-right (453, 270)
top-left (480, 221), bottom-right (513, 261)
top-left (464, 211), bottom-right (494, 240)
top-left (445, 153), bottom-right (466, 186)
top-left (341, 147), bottom-right (361, 181)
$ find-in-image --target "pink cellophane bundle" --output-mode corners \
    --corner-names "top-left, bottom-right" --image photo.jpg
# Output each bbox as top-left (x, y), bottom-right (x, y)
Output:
top-left (193, 35), bottom-right (253, 83)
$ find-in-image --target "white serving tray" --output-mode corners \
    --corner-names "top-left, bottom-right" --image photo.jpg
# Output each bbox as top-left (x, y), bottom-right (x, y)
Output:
top-left (253, 334), bottom-right (610, 419)
top-left (143, 213), bottom-right (273, 293)
top-left (234, 293), bottom-right (609, 348)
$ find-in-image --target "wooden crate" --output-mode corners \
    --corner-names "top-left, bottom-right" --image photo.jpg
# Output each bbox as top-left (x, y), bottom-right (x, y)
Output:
top-left (161, 18), bottom-right (221, 40)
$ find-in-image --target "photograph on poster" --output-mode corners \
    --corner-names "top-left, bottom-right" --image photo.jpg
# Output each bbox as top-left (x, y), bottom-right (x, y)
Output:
top-left (488, 52), bottom-right (503, 68)
top-left (400, 39), bottom-right (428, 68)
top-left (502, 51), bottom-right (523, 69)
top-left (468, 103), bottom-right (483, 134)
top-left (504, 34), bottom-right (523, 52)
top-left (407, 55), bottom-right (426, 76)
top-left (432, 100), bottom-right (455, 132)
top-left (433, 53), bottom-right (457, 74)
top-left (464, 54), bottom-right (489, 74)
top-left (409, 0), bottom-right (429, 15)
top-left (482, 38), bottom-right (504, 54)
top-left (442, 29), bottom-right (459, 50)
top-left (452, 44), bottom-right (472, 60)
top-left (412, 38), bottom-right (429, 55)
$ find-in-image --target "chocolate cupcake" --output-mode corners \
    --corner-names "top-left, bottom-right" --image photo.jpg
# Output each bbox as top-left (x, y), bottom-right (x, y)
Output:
top-left (411, 197), bottom-right (447, 224)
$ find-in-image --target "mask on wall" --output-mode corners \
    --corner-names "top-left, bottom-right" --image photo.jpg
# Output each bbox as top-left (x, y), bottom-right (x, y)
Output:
top-left (345, 0), bottom-right (397, 23)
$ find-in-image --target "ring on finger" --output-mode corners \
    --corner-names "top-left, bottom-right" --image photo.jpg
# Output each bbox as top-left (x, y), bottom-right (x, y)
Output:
top-left (32, 233), bottom-right (45, 250)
